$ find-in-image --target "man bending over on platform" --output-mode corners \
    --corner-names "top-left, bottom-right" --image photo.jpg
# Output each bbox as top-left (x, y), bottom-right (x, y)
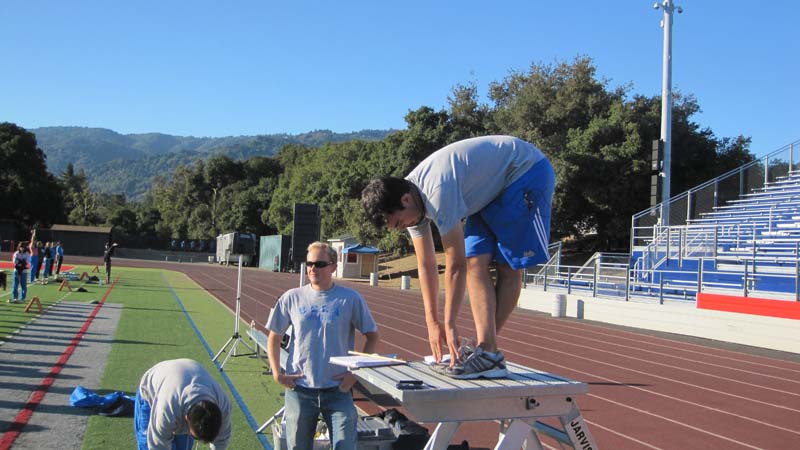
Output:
top-left (362, 135), bottom-right (555, 380)
top-left (267, 241), bottom-right (379, 450)
top-left (134, 358), bottom-right (232, 450)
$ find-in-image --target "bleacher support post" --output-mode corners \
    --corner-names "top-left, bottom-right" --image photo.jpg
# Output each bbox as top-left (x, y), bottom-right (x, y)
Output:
top-left (624, 267), bottom-right (630, 302)
top-left (567, 267), bottom-right (573, 295)
top-left (752, 228), bottom-right (757, 274)
top-left (795, 243), bottom-right (799, 302)
top-left (666, 227), bottom-right (671, 266)
top-left (543, 269), bottom-right (548, 292)
top-left (697, 258), bottom-right (704, 295)
top-left (743, 260), bottom-right (749, 298)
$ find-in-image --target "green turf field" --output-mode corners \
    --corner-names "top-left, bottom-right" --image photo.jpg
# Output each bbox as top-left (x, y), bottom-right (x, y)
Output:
top-left (37, 266), bottom-right (286, 450)
top-left (1, 271), bottom-right (100, 339)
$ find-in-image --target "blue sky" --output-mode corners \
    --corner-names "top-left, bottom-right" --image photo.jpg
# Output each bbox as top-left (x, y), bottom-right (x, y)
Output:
top-left (2, 1), bottom-right (798, 156)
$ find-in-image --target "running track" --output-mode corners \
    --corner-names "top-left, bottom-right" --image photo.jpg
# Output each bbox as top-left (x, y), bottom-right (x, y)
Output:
top-left (81, 256), bottom-right (800, 449)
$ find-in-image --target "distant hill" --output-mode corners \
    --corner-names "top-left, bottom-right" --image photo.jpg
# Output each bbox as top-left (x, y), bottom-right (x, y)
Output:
top-left (33, 126), bottom-right (394, 199)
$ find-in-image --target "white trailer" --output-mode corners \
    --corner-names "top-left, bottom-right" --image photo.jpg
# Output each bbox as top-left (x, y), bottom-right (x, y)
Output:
top-left (216, 232), bottom-right (256, 266)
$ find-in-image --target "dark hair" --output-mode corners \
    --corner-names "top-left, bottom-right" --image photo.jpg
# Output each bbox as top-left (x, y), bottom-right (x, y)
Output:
top-left (361, 177), bottom-right (412, 228)
top-left (187, 400), bottom-right (222, 443)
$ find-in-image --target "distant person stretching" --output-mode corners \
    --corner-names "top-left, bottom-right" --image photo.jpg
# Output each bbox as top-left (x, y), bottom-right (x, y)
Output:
top-left (362, 135), bottom-right (555, 379)
top-left (103, 241), bottom-right (118, 284)
top-left (135, 359), bottom-right (232, 450)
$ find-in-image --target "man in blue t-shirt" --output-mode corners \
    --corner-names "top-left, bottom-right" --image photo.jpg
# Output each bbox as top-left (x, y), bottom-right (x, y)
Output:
top-left (55, 241), bottom-right (65, 275)
top-left (267, 241), bottom-right (379, 450)
top-left (362, 135), bottom-right (555, 379)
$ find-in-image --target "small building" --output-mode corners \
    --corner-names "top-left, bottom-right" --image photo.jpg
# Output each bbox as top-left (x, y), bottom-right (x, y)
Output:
top-left (47, 225), bottom-right (113, 256)
top-left (259, 235), bottom-right (291, 272)
top-left (328, 235), bottom-right (380, 279)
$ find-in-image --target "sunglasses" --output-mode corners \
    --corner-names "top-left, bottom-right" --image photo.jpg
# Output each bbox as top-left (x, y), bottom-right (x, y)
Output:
top-left (305, 260), bottom-right (334, 269)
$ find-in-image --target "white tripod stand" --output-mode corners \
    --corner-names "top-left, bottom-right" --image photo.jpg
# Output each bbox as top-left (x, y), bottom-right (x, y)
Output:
top-left (213, 254), bottom-right (255, 370)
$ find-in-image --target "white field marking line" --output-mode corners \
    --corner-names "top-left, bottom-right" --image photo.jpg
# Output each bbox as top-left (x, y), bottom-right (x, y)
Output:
top-left (508, 312), bottom-right (800, 373)
top-left (510, 314), bottom-right (800, 380)
top-left (167, 272), bottom-right (272, 328)
top-left (583, 419), bottom-right (665, 450)
top-left (503, 322), bottom-right (800, 392)
top-left (220, 271), bottom-right (289, 297)
top-left (359, 282), bottom-right (798, 376)
top-left (242, 280), bottom-right (793, 444)
top-left (192, 276), bottom-right (796, 439)
top-left (504, 330), bottom-right (800, 412)
top-left (503, 343), bottom-right (800, 436)
top-left (373, 298), bottom-right (800, 400)
top-left (514, 311), bottom-right (800, 372)
top-left (588, 393), bottom-right (764, 450)
top-left (355, 304), bottom-right (800, 437)
top-left (342, 298), bottom-right (800, 406)
top-left (191, 272), bottom-right (282, 311)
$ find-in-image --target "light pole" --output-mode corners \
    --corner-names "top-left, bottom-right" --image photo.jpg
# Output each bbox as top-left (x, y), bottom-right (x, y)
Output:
top-left (211, 187), bottom-right (218, 231)
top-left (653, 1), bottom-right (682, 226)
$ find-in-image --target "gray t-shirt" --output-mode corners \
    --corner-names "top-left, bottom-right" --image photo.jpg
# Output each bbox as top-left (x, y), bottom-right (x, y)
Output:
top-left (405, 135), bottom-right (544, 237)
top-left (266, 283), bottom-right (378, 389)
top-left (138, 359), bottom-right (232, 450)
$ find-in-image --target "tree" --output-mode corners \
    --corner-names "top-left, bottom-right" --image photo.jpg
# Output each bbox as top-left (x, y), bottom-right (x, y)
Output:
top-left (63, 168), bottom-right (101, 225)
top-left (448, 81), bottom-right (492, 140)
top-left (0, 123), bottom-right (65, 227)
top-left (486, 57), bottom-right (754, 248)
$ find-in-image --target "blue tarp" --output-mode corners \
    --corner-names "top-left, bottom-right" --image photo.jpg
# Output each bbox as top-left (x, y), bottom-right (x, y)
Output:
top-left (70, 385), bottom-right (133, 408)
top-left (343, 244), bottom-right (380, 254)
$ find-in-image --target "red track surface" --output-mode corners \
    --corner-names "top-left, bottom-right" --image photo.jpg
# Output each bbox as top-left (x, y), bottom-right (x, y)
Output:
top-left (78, 256), bottom-right (800, 449)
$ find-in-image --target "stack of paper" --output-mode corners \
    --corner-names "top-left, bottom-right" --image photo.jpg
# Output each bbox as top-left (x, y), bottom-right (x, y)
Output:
top-left (423, 354), bottom-right (452, 365)
top-left (329, 355), bottom-right (405, 369)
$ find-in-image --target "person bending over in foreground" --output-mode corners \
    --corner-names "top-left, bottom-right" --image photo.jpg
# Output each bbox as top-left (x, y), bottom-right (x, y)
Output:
top-left (362, 135), bottom-right (555, 379)
top-left (135, 358), bottom-right (232, 450)
top-left (267, 241), bottom-right (379, 450)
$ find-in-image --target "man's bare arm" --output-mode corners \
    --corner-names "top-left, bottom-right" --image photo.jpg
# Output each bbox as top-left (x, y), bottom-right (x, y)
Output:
top-left (362, 331), bottom-right (379, 354)
top-left (440, 223), bottom-right (467, 359)
top-left (411, 227), bottom-right (446, 360)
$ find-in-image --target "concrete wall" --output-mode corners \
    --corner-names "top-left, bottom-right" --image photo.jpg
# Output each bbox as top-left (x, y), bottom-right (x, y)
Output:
top-left (517, 288), bottom-right (800, 354)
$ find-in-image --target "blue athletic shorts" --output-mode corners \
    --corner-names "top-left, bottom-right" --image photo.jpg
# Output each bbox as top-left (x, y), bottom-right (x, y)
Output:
top-left (464, 158), bottom-right (556, 270)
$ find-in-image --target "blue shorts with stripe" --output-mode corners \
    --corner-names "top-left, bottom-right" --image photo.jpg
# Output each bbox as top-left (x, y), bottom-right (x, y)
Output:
top-left (464, 158), bottom-right (556, 270)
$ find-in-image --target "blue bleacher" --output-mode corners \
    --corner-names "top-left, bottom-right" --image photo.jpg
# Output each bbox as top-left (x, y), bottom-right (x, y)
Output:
top-left (632, 169), bottom-right (799, 298)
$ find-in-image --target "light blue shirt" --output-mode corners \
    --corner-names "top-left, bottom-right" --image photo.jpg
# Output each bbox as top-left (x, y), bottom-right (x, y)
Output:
top-left (266, 284), bottom-right (377, 389)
